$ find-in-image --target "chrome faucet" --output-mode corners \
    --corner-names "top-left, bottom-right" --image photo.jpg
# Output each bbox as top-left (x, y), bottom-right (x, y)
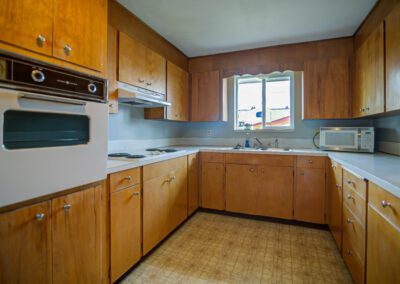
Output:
top-left (253, 137), bottom-right (264, 148)
top-left (274, 138), bottom-right (279, 148)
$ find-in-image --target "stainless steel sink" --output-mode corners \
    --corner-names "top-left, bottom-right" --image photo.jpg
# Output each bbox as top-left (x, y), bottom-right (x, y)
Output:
top-left (231, 146), bottom-right (292, 152)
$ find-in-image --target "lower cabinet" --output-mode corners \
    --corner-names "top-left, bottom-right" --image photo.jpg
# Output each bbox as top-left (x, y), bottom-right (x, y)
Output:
top-left (110, 185), bottom-right (141, 282)
top-left (143, 157), bottom-right (188, 255)
top-left (188, 153), bottom-right (200, 215)
top-left (201, 162), bottom-right (225, 210)
top-left (0, 182), bottom-right (107, 284)
top-left (294, 157), bottom-right (326, 224)
top-left (0, 201), bottom-right (52, 284)
top-left (327, 159), bottom-right (343, 251)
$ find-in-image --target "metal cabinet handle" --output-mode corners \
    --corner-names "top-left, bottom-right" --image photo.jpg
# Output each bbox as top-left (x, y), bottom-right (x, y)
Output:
top-left (346, 218), bottom-right (353, 224)
top-left (170, 176), bottom-right (176, 182)
top-left (347, 194), bottom-right (354, 200)
top-left (381, 200), bottom-right (392, 208)
top-left (64, 45), bottom-right (72, 55)
top-left (124, 176), bottom-right (132, 181)
top-left (146, 82), bottom-right (152, 86)
top-left (365, 107), bottom-right (370, 111)
top-left (36, 34), bottom-right (46, 46)
top-left (347, 180), bottom-right (355, 187)
top-left (35, 213), bottom-right (45, 220)
top-left (63, 204), bottom-right (72, 210)
top-left (132, 192), bottom-right (140, 196)
top-left (249, 168), bottom-right (255, 172)
top-left (138, 78), bottom-right (145, 83)
top-left (336, 184), bottom-right (341, 189)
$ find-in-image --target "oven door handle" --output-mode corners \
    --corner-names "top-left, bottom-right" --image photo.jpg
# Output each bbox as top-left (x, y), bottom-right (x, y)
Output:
top-left (19, 92), bottom-right (87, 106)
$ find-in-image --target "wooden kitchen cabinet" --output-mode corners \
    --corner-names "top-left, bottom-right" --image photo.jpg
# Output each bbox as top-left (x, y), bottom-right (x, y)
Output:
top-left (0, 201), bottom-right (52, 284)
top-left (294, 163), bottom-right (326, 224)
top-left (143, 157), bottom-right (187, 255)
top-left (201, 162), bottom-right (225, 210)
top-left (52, 184), bottom-right (106, 284)
top-left (385, 3), bottom-right (400, 112)
top-left (327, 159), bottom-right (343, 251)
top-left (191, 70), bottom-right (227, 121)
top-left (367, 184), bottom-right (400, 284)
top-left (353, 23), bottom-right (385, 117)
top-left (0, 0), bottom-right (53, 56)
top-left (110, 185), bottom-right (142, 282)
top-left (303, 57), bottom-right (351, 119)
top-left (119, 32), bottom-right (166, 94)
top-left (188, 153), bottom-right (200, 215)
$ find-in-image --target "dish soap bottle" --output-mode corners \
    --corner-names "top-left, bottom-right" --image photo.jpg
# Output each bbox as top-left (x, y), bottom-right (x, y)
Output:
top-left (244, 132), bottom-right (251, 148)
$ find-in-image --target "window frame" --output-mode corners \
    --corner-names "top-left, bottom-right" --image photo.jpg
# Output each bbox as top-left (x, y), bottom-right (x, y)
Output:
top-left (234, 71), bottom-right (295, 132)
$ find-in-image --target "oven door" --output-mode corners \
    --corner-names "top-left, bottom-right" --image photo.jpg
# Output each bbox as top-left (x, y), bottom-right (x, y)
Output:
top-left (0, 89), bottom-right (108, 207)
top-left (320, 129), bottom-right (359, 151)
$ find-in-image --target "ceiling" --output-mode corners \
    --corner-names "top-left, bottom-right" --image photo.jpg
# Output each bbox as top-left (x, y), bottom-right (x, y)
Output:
top-left (117, 0), bottom-right (378, 57)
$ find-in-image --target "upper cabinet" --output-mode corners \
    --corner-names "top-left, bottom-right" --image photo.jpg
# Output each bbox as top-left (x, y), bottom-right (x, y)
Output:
top-left (53, 0), bottom-right (107, 72)
top-left (0, 0), bottom-right (107, 73)
top-left (0, 0), bottom-right (53, 56)
top-left (353, 23), bottom-right (385, 117)
top-left (191, 70), bottom-right (227, 121)
top-left (385, 3), bottom-right (400, 113)
top-left (303, 57), bottom-right (351, 119)
top-left (118, 32), bottom-right (166, 95)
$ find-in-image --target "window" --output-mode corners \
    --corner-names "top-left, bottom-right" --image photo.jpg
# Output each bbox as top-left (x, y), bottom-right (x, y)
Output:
top-left (234, 71), bottom-right (294, 131)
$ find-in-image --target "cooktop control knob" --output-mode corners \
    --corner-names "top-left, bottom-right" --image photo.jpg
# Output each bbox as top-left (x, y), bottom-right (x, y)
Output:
top-left (31, 69), bottom-right (45, 83)
top-left (88, 83), bottom-right (97, 93)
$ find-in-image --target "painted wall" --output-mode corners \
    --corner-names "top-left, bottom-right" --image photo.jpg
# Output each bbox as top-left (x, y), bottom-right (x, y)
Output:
top-left (374, 114), bottom-right (400, 143)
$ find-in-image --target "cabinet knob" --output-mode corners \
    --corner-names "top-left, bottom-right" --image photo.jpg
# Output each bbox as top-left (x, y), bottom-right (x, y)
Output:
top-left (365, 107), bottom-right (370, 111)
top-left (35, 213), bottom-right (45, 220)
top-left (381, 200), bottom-right (392, 208)
top-left (346, 218), bottom-right (353, 224)
top-left (132, 192), bottom-right (140, 196)
top-left (138, 78), bottom-right (145, 83)
top-left (36, 34), bottom-right (46, 46)
top-left (347, 194), bottom-right (354, 200)
top-left (336, 184), bottom-right (341, 189)
top-left (124, 176), bottom-right (132, 181)
top-left (64, 45), bottom-right (72, 56)
top-left (169, 176), bottom-right (176, 182)
top-left (346, 180), bottom-right (355, 187)
top-left (249, 168), bottom-right (255, 172)
top-left (63, 204), bottom-right (72, 210)
top-left (332, 165), bottom-right (336, 169)
top-left (360, 108), bottom-right (365, 112)
top-left (146, 82), bottom-right (152, 86)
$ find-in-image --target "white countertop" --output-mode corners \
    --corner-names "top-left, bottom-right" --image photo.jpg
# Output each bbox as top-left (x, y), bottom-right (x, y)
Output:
top-left (107, 146), bottom-right (400, 198)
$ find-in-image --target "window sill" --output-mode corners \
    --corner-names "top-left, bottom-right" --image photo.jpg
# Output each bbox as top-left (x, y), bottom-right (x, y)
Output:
top-left (233, 128), bottom-right (295, 133)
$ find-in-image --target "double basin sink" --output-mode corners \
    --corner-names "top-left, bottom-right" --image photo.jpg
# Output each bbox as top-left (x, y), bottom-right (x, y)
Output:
top-left (232, 146), bottom-right (293, 152)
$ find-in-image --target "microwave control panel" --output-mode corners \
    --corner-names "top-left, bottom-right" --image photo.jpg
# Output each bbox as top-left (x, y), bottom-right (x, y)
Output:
top-left (360, 130), bottom-right (374, 151)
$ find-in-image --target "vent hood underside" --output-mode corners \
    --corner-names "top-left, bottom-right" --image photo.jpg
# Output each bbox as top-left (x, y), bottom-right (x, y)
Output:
top-left (117, 81), bottom-right (171, 108)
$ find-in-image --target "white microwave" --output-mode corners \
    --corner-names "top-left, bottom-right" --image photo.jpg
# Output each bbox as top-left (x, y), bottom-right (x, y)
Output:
top-left (319, 127), bottom-right (375, 153)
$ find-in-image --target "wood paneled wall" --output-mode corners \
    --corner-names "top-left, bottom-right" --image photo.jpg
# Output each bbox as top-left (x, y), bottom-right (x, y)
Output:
top-left (188, 37), bottom-right (353, 77)
top-left (108, 0), bottom-right (188, 70)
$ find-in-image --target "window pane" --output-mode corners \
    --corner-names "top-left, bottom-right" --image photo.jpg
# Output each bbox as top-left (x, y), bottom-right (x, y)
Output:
top-left (236, 78), bottom-right (262, 130)
top-left (265, 79), bottom-right (291, 127)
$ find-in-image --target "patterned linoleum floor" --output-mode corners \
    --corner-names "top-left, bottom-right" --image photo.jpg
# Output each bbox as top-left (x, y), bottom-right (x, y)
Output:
top-left (122, 212), bottom-right (353, 284)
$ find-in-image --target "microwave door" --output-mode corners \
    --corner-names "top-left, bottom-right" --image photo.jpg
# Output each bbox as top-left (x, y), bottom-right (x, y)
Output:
top-left (321, 130), bottom-right (358, 151)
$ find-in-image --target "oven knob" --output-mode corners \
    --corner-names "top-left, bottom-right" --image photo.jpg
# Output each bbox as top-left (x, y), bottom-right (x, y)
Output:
top-left (88, 83), bottom-right (97, 93)
top-left (31, 70), bottom-right (45, 83)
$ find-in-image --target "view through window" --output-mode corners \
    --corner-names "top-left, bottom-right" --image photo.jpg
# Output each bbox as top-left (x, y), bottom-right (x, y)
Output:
top-left (235, 72), bottom-right (294, 131)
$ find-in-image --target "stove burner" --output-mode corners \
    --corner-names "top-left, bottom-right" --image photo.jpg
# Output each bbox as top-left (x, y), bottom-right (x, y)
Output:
top-left (108, 153), bottom-right (130, 157)
top-left (126, 155), bottom-right (146, 159)
top-left (146, 148), bottom-right (161, 151)
top-left (163, 149), bottom-right (178, 153)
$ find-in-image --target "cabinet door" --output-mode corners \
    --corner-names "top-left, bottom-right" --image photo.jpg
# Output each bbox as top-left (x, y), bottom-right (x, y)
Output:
top-left (188, 153), bottom-right (200, 215)
top-left (191, 70), bottom-right (222, 121)
top-left (225, 164), bottom-right (258, 215)
top-left (167, 61), bottom-right (189, 121)
top-left (52, 186), bottom-right (101, 284)
top-left (303, 57), bottom-right (350, 119)
top-left (385, 3), bottom-right (400, 112)
top-left (0, 0), bottom-right (53, 55)
top-left (53, 0), bottom-right (107, 71)
top-left (110, 185), bottom-right (141, 282)
top-left (367, 205), bottom-right (400, 284)
top-left (143, 174), bottom-right (170, 255)
top-left (201, 162), bottom-right (225, 210)
top-left (327, 160), bottom-right (343, 251)
top-left (118, 32), bottom-right (147, 88)
top-left (0, 201), bottom-right (52, 284)
top-left (257, 166), bottom-right (294, 219)
top-left (294, 168), bottom-right (326, 224)
top-left (353, 23), bottom-right (384, 117)
top-left (145, 49), bottom-right (166, 94)
top-left (167, 165), bottom-right (188, 232)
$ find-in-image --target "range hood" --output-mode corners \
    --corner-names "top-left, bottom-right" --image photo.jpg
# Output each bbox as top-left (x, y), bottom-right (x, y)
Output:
top-left (117, 81), bottom-right (171, 108)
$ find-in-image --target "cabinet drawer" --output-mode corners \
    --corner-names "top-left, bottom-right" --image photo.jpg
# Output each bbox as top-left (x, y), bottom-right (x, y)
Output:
top-left (369, 182), bottom-right (400, 229)
top-left (109, 168), bottom-right (140, 193)
top-left (225, 153), bottom-right (294, 166)
top-left (201, 152), bottom-right (224, 163)
top-left (343, 205), bottom-right (365, 261)
top-left (296, 156), bottom-right (326, 169)
top-left (343, 186), bottom-right (366, 224)
top-left (342, 235), bottom-right (365, 284)
top-left (343, 169), bottom-right (367, 199)
top-left (143, 156), bottom-right (187, 181)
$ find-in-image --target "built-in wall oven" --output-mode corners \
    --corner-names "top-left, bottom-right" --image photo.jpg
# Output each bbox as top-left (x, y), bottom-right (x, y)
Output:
top-left (0, 53), bottom-right (108, 207)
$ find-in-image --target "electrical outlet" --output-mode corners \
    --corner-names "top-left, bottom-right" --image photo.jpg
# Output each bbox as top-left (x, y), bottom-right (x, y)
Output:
top-left (207, 129), bottom-right (213, 137)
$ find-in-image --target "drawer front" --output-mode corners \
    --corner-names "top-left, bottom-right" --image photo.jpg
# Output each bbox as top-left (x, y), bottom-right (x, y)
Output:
top-left (343, 204), bottom-right (366, 261)
top-left (342, 236), bottom-right (365, 284)
top-left (109, 167), bottom-right (141, 193)
top-left (225, 153), bottom-right (294, 167)
top-left (143, 156), bottom-right (187, 181)
top-left (201, 152), bottom-right (224, 163)
top-left (369, 182), bottom-right (400, 229)
top-left (343, 185), bottom-right (366, 224)
top-left (343, 169), bottom-right (367, 199)
top-left (296, 156), bottom-right (326, 169)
